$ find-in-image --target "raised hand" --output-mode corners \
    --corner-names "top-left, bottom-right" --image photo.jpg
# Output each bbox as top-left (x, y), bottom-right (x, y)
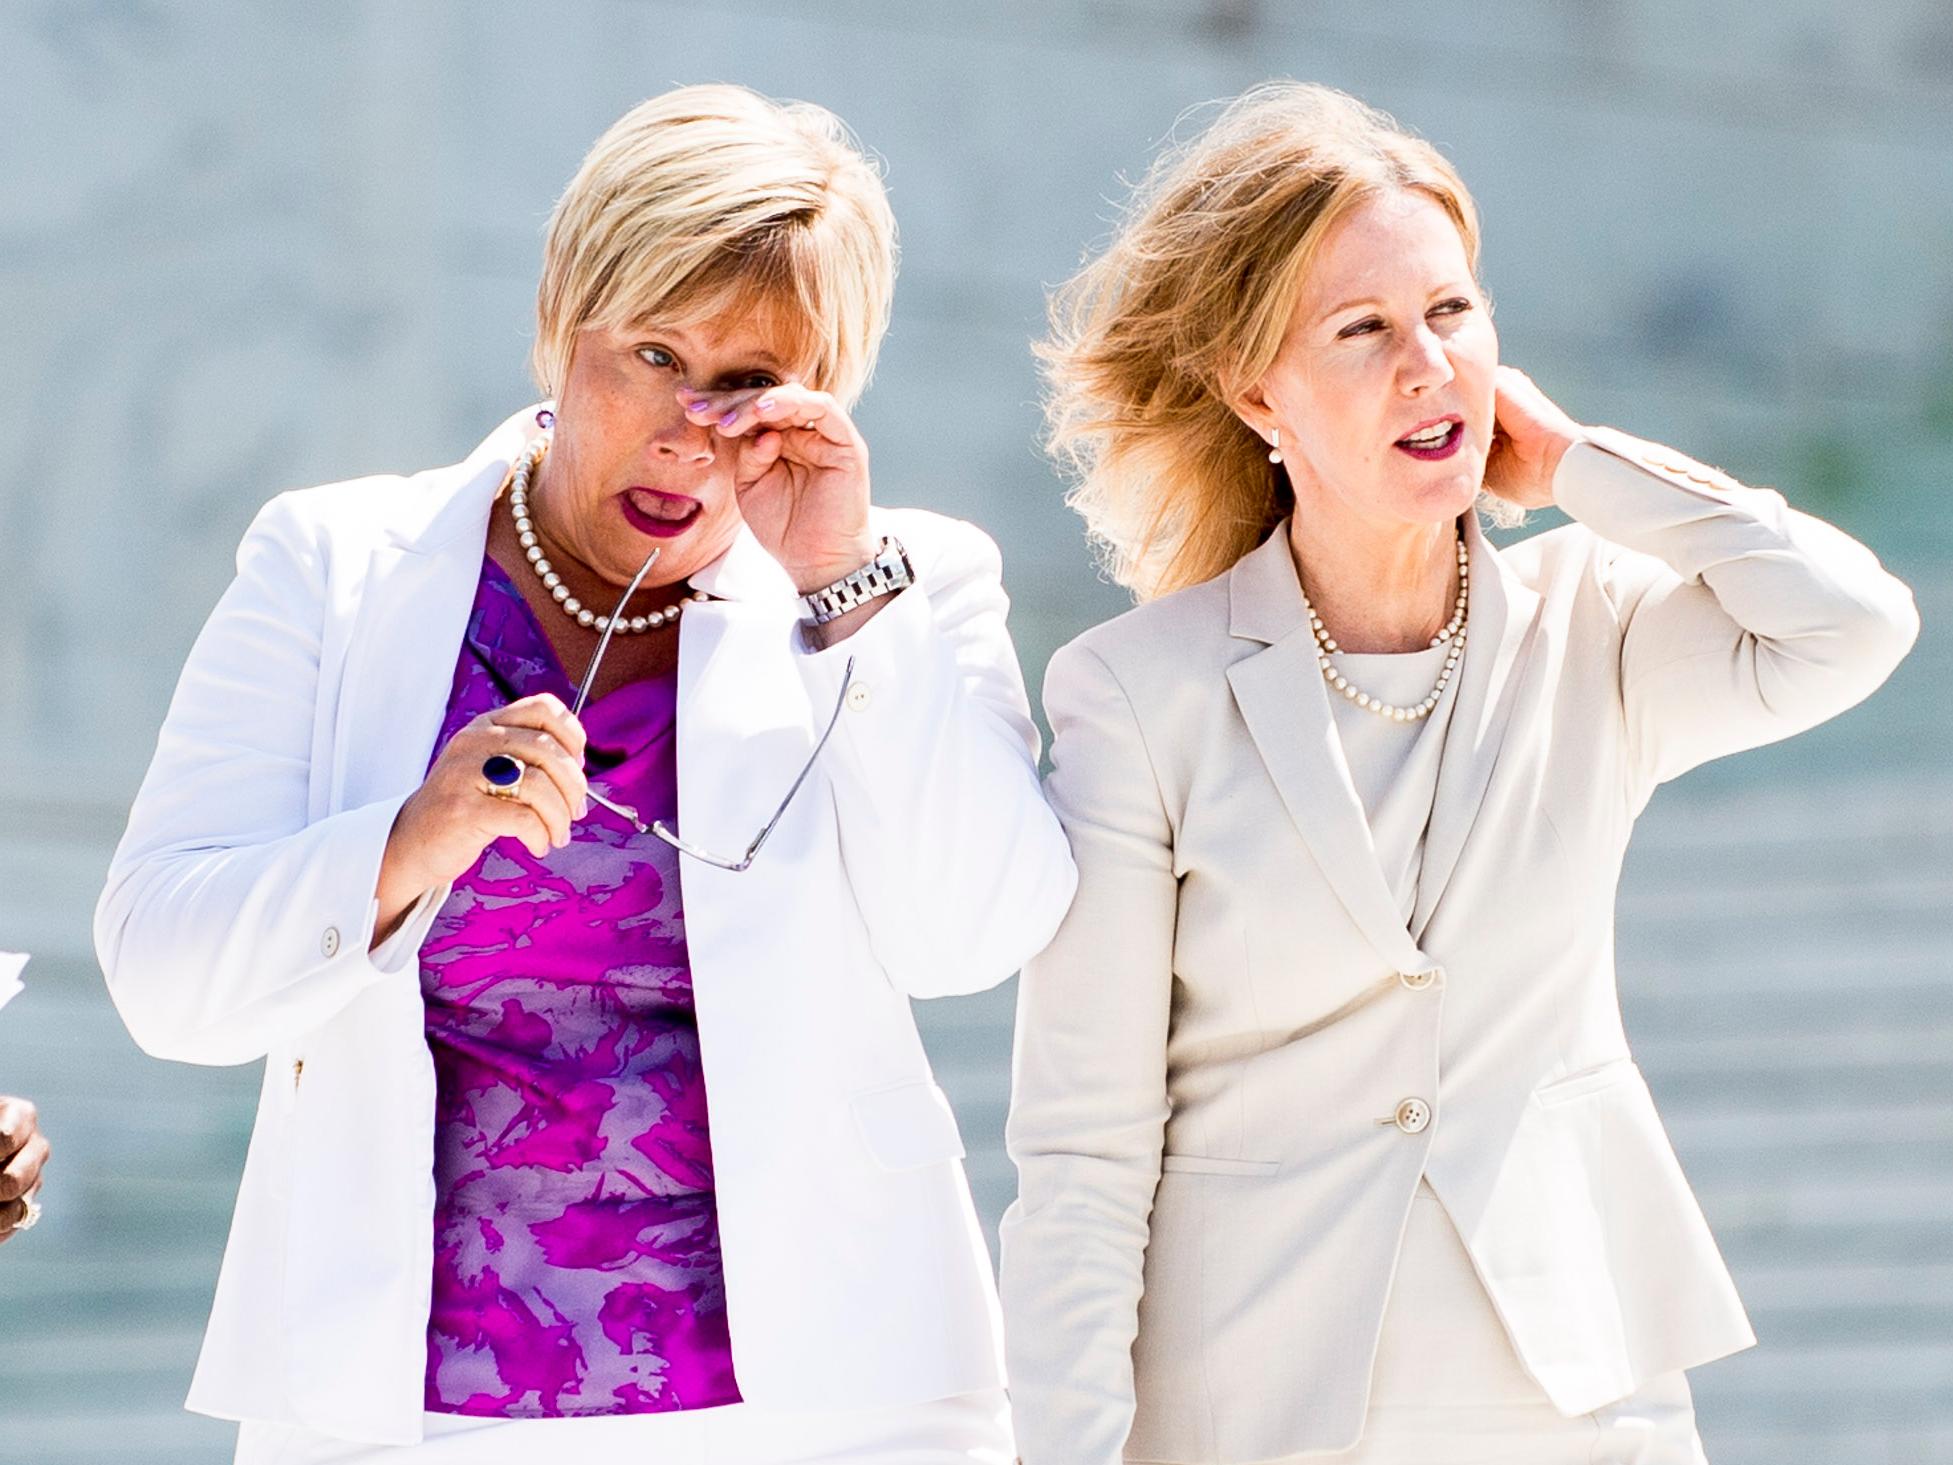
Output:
top-left (1484, 365), bottom-right (1586, 510)
top-left (679, 382), bottom-right (878, 593)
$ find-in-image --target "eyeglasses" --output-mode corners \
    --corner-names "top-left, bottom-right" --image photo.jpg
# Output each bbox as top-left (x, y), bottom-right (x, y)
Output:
top-left (570, 547), bottom-right (850, 872)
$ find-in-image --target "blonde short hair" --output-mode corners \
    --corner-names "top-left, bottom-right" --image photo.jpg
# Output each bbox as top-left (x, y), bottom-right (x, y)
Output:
top-left (1042, 82), bottom-right (1489, 601)
top-left (533, 85), bottom-right (897, 406)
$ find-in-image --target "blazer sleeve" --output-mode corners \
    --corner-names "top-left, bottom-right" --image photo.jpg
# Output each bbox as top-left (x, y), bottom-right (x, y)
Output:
top-left (999, 640), bottom-right (1176, 1465)
top-left (791, 517), bottom-right (1078, 999)
top-left (94, 494), bottom-right (446, 1067)
top-left (1554, 429), bottom-right (1919, 804)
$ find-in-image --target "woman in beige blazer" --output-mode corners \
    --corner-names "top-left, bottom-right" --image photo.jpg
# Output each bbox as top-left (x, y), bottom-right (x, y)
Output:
top-left (1000, 83), bottom-right (1919, 1465)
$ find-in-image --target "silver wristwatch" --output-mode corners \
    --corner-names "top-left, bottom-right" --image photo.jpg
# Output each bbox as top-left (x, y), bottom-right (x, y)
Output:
top-left (802, 536), bottom-right (914, 624)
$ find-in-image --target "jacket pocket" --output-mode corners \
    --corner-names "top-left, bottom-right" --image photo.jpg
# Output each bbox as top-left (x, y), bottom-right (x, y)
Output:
top-left (1533, 1056), bottom-right (1638, 1108)
top-left (849, 1080), bottom-right (967, 1172)
top-left (1159, 1153), bottom-right (1279, 1177)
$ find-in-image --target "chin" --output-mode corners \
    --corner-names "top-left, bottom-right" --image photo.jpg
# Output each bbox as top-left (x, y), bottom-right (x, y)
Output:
top-left (1395, 475), bottom-right (1479, 525)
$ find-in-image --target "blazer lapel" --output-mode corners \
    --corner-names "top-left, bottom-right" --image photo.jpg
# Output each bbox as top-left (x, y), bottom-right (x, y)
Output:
top-left (327, 426), bottom-right (527, 814)
top-left (670, 546), bottom-right (829, 992)
top-left (1225, 528), bottom-right (1429, 973)
top-left (1410, 516), bottom-right (1543, 941)
top-left (670, 596), bottom-right (815, 858)
top-left (672, 521), bottom-right (820, 867)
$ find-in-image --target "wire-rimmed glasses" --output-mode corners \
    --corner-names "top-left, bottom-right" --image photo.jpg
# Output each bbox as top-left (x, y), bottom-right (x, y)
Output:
top-left (571, 547), bottom-right (851, 872)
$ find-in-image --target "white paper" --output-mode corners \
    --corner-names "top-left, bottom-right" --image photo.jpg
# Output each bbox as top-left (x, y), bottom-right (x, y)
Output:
top-left (0, 952), bottom-right (25, 1012)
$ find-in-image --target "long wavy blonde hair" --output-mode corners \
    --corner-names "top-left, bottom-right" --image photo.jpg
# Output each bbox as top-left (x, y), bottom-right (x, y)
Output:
top-left (1042, 82), bottom-right (1487, 601)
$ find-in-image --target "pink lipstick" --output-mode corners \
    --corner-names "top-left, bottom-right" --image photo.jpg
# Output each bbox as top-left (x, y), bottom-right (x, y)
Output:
top-left (619, 488), bottom-right (703, 539)
top-left (1394, 416), bottom-right (1465, 461)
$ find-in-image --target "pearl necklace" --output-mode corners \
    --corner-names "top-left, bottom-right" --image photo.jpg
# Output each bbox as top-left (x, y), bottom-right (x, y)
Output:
top-left (1303, 532), bottom-right (1469, 724)
top-left (507, 436), bottom-right (708, 634)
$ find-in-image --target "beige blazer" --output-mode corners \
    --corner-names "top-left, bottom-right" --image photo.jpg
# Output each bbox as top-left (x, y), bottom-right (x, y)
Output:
top-left (999, 430), bottom-right (1918, 1465)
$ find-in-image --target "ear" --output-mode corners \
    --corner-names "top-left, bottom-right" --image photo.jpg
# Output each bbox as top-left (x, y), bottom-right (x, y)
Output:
top-left (1230, 376), bottom-right (1281, 444)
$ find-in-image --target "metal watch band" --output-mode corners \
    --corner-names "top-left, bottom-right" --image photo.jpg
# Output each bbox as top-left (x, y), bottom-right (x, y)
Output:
top-left (802, 536), bottom-right (914, 624)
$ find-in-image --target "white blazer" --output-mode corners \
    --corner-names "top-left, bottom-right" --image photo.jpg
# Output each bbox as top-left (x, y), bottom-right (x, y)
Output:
top-left (95, 407), bottom-right (1077, 1446)
top-left (999, 430), bottom-right (1919, 1464)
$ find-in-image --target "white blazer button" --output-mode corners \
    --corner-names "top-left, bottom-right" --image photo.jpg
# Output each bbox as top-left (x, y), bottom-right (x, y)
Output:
top-left (1392, 1098), bottom-right (1432, 1134)
top-left (845, 682), bottom-right (873, 712)
top-left (320, 926), bottom-right (341, 958)
top-left (1400, 969), bottom-right (1437, 990)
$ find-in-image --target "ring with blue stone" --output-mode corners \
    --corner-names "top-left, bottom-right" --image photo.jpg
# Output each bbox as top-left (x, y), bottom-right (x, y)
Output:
top-left (480, 753), bottom-right (526, 799)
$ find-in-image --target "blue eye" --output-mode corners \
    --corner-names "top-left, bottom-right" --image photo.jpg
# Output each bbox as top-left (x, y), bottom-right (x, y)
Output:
top-left (638, 346), bottom-right (676, 369)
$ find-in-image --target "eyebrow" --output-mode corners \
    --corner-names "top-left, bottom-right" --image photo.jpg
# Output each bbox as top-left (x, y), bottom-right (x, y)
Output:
top-left (1321, 296), bottom-right (1384, 321)
top-left (1319, 284), bottom-right (1474, 323)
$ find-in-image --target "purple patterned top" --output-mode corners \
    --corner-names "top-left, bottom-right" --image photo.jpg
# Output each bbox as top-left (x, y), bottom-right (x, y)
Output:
top-left (418, 555), bottom-right (741, 1418)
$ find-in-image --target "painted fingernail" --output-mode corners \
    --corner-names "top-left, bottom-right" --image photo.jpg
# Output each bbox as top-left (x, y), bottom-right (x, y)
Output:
top-left (756, 397), bottom-right (776, 412)
top-left (719, 409), bottom-right (739, 427)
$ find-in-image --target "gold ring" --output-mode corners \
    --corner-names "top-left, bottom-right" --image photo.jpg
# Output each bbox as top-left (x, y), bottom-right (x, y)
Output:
top-left (481, 753), bottom-right (526, 798)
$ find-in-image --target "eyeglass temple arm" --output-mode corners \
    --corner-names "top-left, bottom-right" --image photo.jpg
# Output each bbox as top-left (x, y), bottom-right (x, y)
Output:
top-left (570, 546), bottom-right (662, 719)
top-left (649, 657), bottom-right (856, 868)
top-left (735, 656), bottom-right (855, 864)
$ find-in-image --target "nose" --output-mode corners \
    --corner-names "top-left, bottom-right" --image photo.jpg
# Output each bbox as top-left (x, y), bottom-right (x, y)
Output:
top-left (654, 400), bottom-right (715, 464)
top-left (1399, 324), bottom-right (1455, 396)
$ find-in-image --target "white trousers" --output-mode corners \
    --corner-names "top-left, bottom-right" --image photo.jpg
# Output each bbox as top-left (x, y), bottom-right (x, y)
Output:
top-left (233, 1388), bottom-right (1014, 1465)
top-left (1299, 1188), bottom-right (1711, 1465)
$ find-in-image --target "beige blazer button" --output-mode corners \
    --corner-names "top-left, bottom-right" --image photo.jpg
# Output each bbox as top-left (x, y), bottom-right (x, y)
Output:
top-left (1400, 969), bottom-right (1438, 990)
top-left (845, 682), bottom-right (873, 712)
top-left (1391, 1097), bottom-right (1432, 1134)
top-left (320, 926), bottom-right (341, 959)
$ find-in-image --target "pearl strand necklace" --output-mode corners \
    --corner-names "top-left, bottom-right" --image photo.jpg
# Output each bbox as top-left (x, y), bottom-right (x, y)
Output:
top-left (507, 436), bottom-right (708, 634)
top-left (1304, 531), bottom-right (1469, 724)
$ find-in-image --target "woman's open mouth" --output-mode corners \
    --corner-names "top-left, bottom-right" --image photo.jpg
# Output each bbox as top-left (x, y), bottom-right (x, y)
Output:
top-left (1394, 418), bottom-right (1465, 461)
top-left (619, 488), bottom-right (704, 538)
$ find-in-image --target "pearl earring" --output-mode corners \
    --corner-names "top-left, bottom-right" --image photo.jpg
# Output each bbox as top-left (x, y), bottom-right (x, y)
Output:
top-left (1268, 427), bottom-right (1284, 465)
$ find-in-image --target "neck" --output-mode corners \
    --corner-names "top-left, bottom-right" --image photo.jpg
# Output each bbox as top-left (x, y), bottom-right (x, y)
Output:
top-left (1288, 507), bottom-right (1463, 654)
top-left (506, 445), bottom-right (692, 620)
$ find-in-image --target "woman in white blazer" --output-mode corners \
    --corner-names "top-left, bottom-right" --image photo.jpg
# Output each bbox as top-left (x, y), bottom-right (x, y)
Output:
top-left (1000, 83), bottom-right (1918, 1464)
top-left (95, 85), bottom-right (1073, 1465)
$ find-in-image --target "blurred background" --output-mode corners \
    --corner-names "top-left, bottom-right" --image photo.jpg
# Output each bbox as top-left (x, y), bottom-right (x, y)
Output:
top-left (1, 2), bottom-right (1948, 1461)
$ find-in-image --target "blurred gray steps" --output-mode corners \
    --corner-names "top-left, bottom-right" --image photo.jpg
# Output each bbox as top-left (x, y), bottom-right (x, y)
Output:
top-left (2, 1408), bottom-right (237, 1465)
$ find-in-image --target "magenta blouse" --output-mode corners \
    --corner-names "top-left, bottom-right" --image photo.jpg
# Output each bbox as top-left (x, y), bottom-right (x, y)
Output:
top-left (417, 555), bottom-right (741, 1418)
